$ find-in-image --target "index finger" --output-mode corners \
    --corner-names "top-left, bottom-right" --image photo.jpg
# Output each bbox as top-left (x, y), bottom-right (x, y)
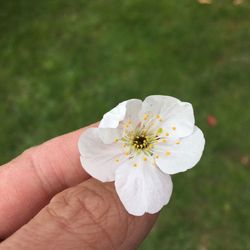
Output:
top-left (0, 123), bottom-right (97, 238)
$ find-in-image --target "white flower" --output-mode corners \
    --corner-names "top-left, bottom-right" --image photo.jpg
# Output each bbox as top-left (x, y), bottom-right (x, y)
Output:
top-left (78, 95), bottom-right (205, 216)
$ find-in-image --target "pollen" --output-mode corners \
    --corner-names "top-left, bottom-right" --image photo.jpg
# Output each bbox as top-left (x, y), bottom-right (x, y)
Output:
top-left (165, 132), bottom-right (169, 136)
top-left (114, 138), bottom-right (119, 143)
top-left (143, 157), bottom-right (147, 161)
top-left (172, 126), bottom-right (176, 131)
top-left (156, 114), bottom-right (161, 119)
top-left (176, 140), bottom-right (181, 145)
top-left (133, 163), bottom-right (138, 167)
top-left (165, 151), bottom-right (171, 156)
top-left (155, 154), bottom-right (159, 159)
top-left (125, 152), bottom-right (129, 156)
top-left (115, 157), bottom-right (120, 163)
top-left (144, 114), bottom-right (149, 120)
top-left (162, 139), bottom-right (167, 143)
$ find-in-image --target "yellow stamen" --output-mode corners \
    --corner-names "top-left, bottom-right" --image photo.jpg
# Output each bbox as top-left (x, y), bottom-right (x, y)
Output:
top-left (165, 151), bottom-right (171, 156)
top-left (133, 163), bottom-right (138, 167)
top-left (114, 138), bottom-right (119, 143)
top-left (176, 140), bottom-right (181, 145)
top-left (162, 139), bottom-right (167, 143)
top-left (172, 126), bottom-right (176, 131)
top-left (143, 157), bottom-right (147, 161)
top-left (115, 158), bottom-right (120, 163)
top-left (165, 132), bottom-right (169, 136)
top-left (155, 154), bottom-right (159, 159)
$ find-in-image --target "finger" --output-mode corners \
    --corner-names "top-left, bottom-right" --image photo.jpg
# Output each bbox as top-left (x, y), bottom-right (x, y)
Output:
top-left (0, 123), bottom-right (97, 238)
top-left (0, 179), bottom-right (158, 250)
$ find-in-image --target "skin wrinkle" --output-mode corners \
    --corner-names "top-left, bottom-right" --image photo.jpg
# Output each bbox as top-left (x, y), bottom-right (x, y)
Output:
top-left (100, 183), bottom-right (130, 249)
top-left (76, 186), bottom-right (111, 222)
top-left (44, 182), bottom-right (124, 249)
top-left (83, 183), bottom-right (130, 249)
top-left (74, 184), bottom-right (119, 249)
top-left (24, 148), bottom-right (57, 198)
top-left (120, 214), bottom-right (138, 249)
top-left (82, 186), bottom-right (124, 249)
top-left (46, 184), bottom-right (111, 235)
top-left (105, 183), bottom-right (132, 246)
top-left (43, 138), bottom-right (77, 188)
top-left (32, 145), bottom-right (70, 193)
top-left (45, 197), bottom-right (79, 234)
top-left (120, 216), bottom-right (135, 249)
top-left (57, 139), bottom-right (83, 187)
top-left (76, 198), bottom-right (116, 250)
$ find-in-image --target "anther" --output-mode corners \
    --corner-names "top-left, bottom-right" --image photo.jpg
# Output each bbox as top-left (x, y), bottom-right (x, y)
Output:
top-left (165, 151), bottom-right (171, 156)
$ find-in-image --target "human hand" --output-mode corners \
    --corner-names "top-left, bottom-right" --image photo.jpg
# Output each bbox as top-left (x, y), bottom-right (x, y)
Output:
top-left (0, 123), bottom-right (158, 250)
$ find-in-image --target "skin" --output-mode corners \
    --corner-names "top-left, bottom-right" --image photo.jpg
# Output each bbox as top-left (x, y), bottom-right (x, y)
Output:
top-left (0, 123), bottom-right (158, 250)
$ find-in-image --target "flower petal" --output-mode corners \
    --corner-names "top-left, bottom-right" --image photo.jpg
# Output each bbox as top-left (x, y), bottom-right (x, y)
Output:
top-left (99, 99), bottom-right (142, 129)
top-left (140, 95), bottom-right (180, 117)
top-left (155, 126), bottom-right (205, 175)
top-left (161, 102), bottom-right (195, 138)
top-left (98, 99), bottom-right (142, 144)
top-left (78, 128), bottom-right (126, 182)
top-left (115, 160), bottom-right (173, 216)
top-left (98, 127), bottom-right (123, 144)
top-left (140, 95), bottom-right (194, 137)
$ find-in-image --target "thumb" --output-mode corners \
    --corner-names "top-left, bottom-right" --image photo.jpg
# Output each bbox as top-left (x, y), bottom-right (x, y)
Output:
top-left (0, 179), bottom-right (158, 250)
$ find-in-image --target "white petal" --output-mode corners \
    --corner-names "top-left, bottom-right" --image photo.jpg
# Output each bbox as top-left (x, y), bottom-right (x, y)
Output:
top-left (140, 95), bottom-right (194, 137)
top-left (98, 127), bottom-right (123, 144)
top-left (161, 102), bottom-right (195, 138)
top-left (115, 160), bottom-right (173, 216)
top-left (78, 128), bottom-right (126, 182)
top-left (98, 99), bottom-right (142, 144)
top-left (140, 95), bottom-right (180, 118)
top-left (99, 99), bottom-right (142, 129)
top-left (124, 99), bottom-right (142, 124)
top-left (155, 126), bottom-right (205, 175)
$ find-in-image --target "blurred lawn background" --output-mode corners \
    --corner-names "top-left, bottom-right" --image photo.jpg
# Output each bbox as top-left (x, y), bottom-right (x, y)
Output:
top-left (0, 0), bottom-right (250, 249)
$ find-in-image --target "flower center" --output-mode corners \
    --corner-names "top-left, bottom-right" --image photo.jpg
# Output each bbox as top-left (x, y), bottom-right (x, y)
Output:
top-left (133, 135), bottom-right (148, 149)
top-left (113, 114), bottom-right (180, 166)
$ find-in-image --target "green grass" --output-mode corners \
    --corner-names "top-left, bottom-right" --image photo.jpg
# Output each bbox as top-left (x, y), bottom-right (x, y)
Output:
top-left (0, 1), bottom-right (250, 249)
